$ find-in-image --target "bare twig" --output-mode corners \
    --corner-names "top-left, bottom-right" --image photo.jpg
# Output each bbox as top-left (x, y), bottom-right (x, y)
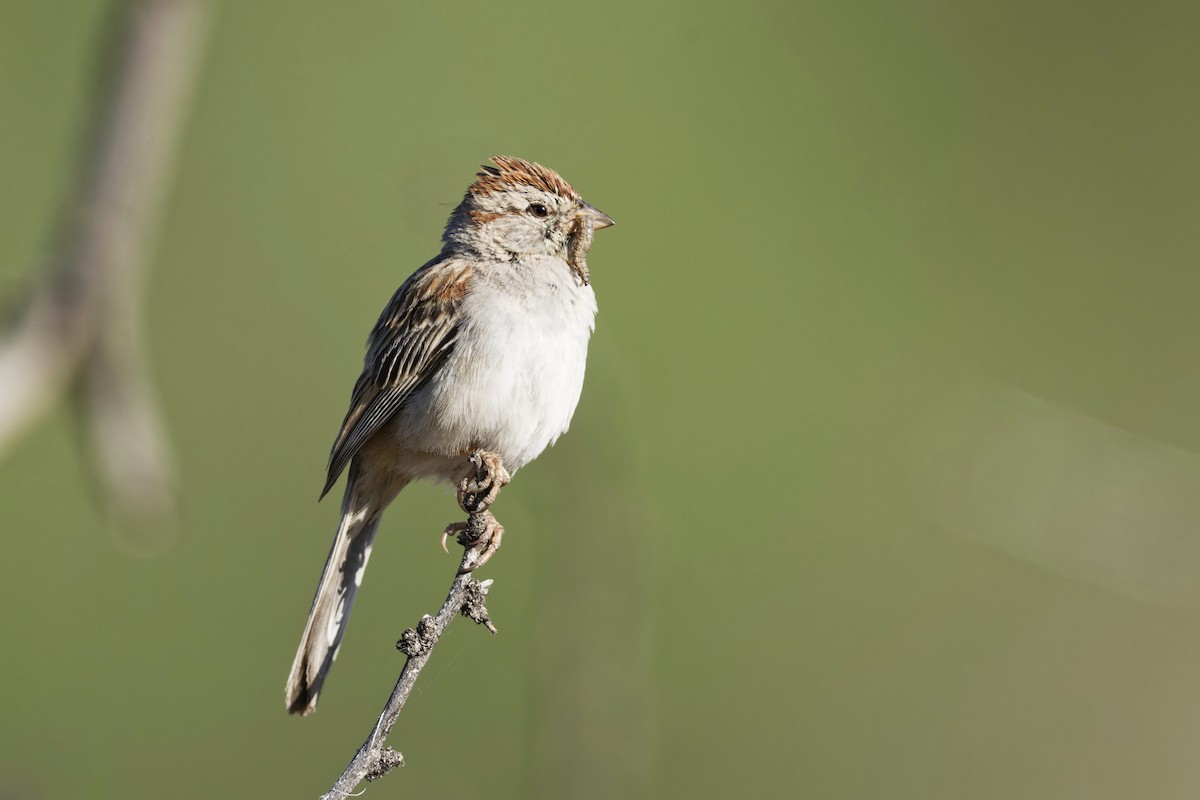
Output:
top-left (320, 508), bottom-right (499, 799)
top-left (0, 0), bottom-right (210, 544)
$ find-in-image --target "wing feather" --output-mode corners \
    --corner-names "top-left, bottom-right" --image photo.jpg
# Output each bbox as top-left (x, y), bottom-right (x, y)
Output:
top-left (320, 257), bottom-right (473, 498)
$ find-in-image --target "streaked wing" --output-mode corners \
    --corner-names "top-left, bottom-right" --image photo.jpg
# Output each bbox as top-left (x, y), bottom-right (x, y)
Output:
top-left (321, 257), bottom-right (473, 498)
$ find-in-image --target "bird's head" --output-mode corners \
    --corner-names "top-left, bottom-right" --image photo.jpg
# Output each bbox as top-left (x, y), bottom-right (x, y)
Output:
top-left (444, 156), bottom-right (613, 283)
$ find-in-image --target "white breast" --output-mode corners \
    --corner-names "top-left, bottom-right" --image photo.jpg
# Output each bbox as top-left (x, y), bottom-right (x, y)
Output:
top-left (398, 256), bottom-right (597, 474)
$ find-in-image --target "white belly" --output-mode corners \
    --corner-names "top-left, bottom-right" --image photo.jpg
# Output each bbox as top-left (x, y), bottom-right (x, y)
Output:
top-left (396, 257), bottom-right (597, 475)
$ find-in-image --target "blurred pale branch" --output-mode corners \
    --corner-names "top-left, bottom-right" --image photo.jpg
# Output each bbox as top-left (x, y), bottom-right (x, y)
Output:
top-left (320, 501), bottom-right (500, 799)
top-left (0, 0), bottom-right (211, 546)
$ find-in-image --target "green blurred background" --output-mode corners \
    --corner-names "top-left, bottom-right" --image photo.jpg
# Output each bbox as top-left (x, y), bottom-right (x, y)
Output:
top-left (4, 1), bottom-right (1200, 798)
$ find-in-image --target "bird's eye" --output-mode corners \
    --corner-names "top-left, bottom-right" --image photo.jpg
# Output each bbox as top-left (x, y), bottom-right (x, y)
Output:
top-left (527, 203), bottom-right (549, 218)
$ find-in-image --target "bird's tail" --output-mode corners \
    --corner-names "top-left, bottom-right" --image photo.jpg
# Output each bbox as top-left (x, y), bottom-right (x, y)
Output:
top-left (286, 464), bottom-right (405, 715)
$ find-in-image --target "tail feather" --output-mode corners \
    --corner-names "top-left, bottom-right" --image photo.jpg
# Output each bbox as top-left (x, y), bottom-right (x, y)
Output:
top-left (286, 464), bottom-right (405, 715)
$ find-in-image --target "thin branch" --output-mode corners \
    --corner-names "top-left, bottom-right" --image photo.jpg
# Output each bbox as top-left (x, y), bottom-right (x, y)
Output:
top-left (0, 0), bottom-right (210, 543)
top-left (320, 507), bottom-right (499, 799)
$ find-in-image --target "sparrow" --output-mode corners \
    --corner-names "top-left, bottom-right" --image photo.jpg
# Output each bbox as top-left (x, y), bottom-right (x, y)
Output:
top-left (285, 156), bottom-right (613, 716)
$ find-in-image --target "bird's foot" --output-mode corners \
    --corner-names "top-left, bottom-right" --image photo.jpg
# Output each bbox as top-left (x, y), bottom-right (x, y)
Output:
top-left (457, 450), bottom-right (510, 514)
top-left (441, 511), bottom-right (504, 573)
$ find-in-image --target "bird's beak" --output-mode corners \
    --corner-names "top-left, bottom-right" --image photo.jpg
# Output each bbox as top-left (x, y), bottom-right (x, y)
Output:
top-left (579, 202), bottom-right (615, 231)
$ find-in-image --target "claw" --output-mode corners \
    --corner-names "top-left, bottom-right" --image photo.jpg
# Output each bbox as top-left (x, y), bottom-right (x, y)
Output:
top-left (440, 513), bottom-right (504, 572)
top-left (441, 451), bottom-right (509, 569)
top-left (458, 512), bottom-right (504, 574)
top-left (456, 451), bottom-right (511, 514)
top-left (441, 522), bottom-right (466, 554)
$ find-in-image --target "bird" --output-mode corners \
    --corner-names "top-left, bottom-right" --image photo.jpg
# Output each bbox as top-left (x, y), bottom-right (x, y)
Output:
top-left (285, 156), bottom-right (613, 716)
